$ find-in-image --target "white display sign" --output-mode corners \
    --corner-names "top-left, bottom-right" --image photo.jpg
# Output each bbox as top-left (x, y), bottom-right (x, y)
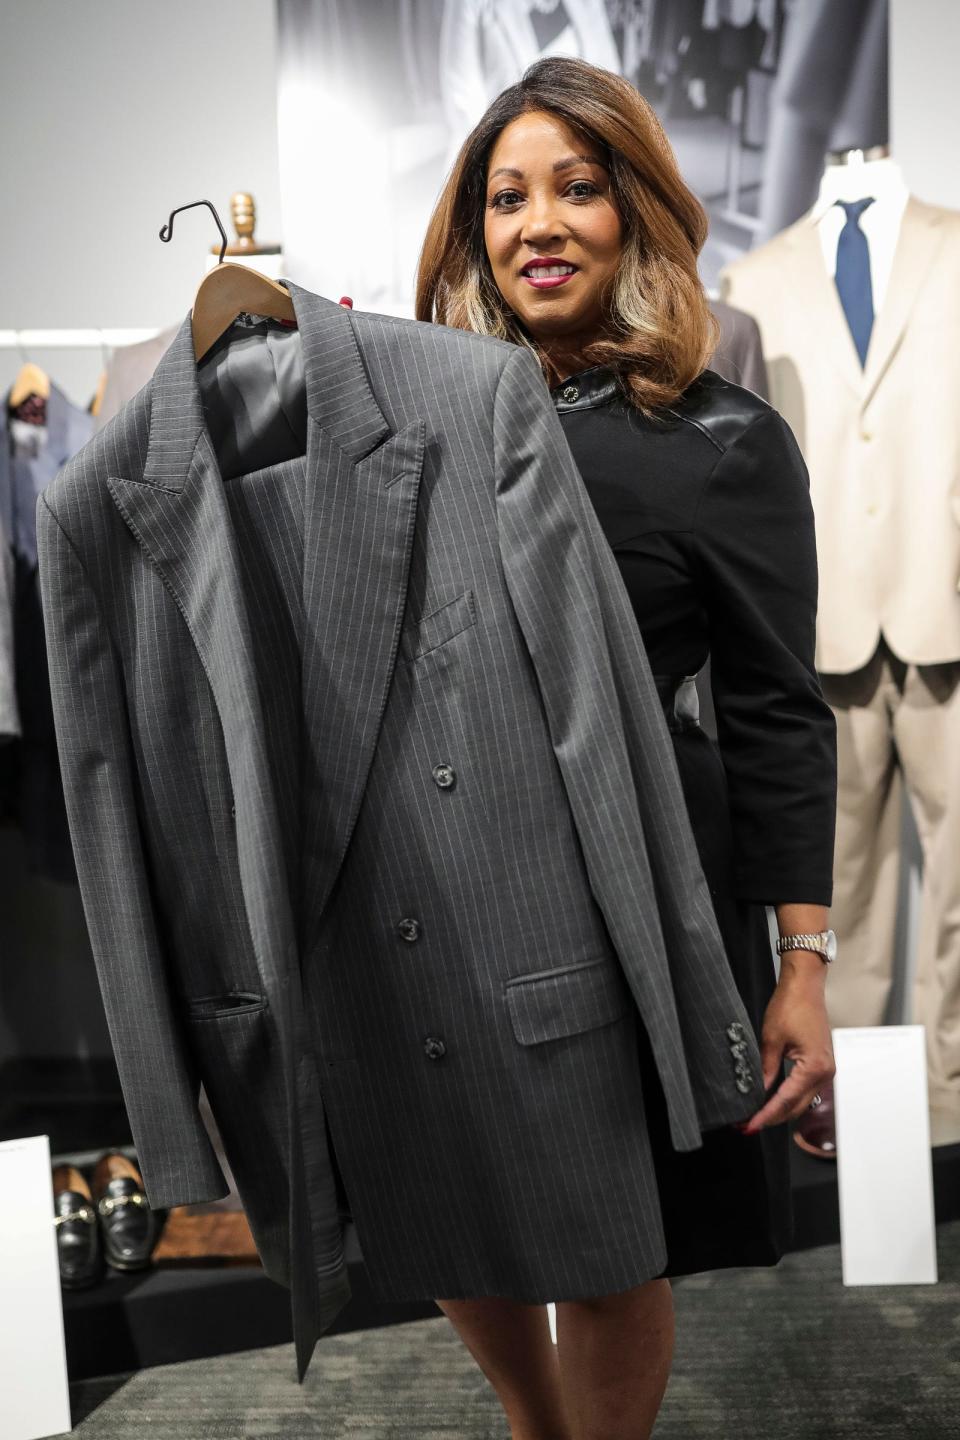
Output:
top-left (0, 1134), bottom-right (72, 1439)
top-left (834, 1025), bottom-right (938, 1286)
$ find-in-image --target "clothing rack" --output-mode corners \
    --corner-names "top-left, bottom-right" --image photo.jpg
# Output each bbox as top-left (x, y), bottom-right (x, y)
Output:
top-left (0, 329), bottom-right (162, 349)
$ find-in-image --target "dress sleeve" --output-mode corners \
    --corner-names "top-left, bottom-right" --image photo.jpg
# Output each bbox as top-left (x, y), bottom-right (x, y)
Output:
top-left (691, 408), bottom-right (837, 905)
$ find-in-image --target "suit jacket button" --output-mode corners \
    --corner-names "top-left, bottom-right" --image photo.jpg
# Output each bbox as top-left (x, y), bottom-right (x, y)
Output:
top-left (424, 1036), bottom-right (446, 1060)
top-left (398, 917), bottom-right (421, 943)
top-left (432, 763), bottom-right (456, 790)
top-left (230, 803), bottom-right (236, 819)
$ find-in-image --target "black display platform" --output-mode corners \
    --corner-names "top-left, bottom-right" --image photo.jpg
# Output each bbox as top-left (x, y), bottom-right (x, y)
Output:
top-left (61, 1241), bottom-right (440, 1382)
top-left (0, 1056), bottom-right (131, 1156)
top-left (6, 1059), bottom-right (960, 1380)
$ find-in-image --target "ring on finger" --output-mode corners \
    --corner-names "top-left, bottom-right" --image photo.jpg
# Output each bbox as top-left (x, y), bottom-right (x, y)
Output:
top-left (809, 1093), bottom-right (823, 1110)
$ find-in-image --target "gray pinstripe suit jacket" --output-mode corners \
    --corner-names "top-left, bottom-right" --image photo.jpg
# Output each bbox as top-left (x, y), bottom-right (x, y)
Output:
top-left (37, 284), bottom-right (766, 1381)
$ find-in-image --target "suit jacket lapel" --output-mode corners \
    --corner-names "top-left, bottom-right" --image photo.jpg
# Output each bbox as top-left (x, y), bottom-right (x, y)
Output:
top-left (279, 292), bottom-right (424, 1375)
top-left (104, 292), bottom-right (424, 1373)
top-left (105, 288), bottom-right (425, 979)
top-left (861, 196), bottom-right (945, 406)
top-left (106, 316), bottom-right (299, 1010)
top-left (287, 282), bottom-right (425, 934)
top-left (785, 215), bottom-right (864, 399)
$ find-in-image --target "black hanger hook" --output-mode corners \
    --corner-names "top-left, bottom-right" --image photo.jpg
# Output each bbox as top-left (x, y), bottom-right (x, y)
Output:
top-left (159, 200), bottom-right (228, 265)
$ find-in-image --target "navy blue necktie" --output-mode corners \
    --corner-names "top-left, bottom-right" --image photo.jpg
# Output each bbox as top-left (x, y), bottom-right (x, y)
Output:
top-left (834, 198), bottom-right (876, 366)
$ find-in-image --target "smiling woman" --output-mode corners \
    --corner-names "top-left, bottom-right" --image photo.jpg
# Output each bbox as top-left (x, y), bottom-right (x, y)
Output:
top-left (415, 52), bottom-right (838, 1440)
top-left (416, 57), bottom-right (719, 411)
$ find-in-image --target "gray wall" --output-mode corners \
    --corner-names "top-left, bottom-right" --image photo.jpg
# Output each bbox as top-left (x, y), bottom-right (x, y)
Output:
top-left (0, 0), bottom-right (281, 1062)
top-left (890, 0), bottom-right (960, 208)
top-left (0, 0), bottom-right (282, 407)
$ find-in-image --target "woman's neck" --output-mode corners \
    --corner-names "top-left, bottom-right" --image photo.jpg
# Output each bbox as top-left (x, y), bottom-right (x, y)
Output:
top-left (536, 336), bottom-right (595, 388)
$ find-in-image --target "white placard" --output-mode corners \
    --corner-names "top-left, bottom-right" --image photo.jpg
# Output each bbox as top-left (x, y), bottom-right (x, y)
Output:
top-left (0, 1134), bottom-right (72, 1438)
top-left (834, 1026), bottom-right (938, 1286)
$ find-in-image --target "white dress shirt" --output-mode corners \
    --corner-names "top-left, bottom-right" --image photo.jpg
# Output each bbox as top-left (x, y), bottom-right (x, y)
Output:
top-left (813, 157), bottom-right (909, 314)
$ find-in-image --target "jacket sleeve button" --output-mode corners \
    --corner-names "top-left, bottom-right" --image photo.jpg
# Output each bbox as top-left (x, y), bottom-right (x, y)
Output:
top-left (424, 1036), bottom-right (446, 1060)
top-left (398, 917), bottom-right (421, 943)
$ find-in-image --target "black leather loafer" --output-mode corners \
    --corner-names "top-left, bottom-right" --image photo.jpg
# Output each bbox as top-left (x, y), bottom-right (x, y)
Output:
top-left (52, 1164), bottom-right (103, 1289)
top-left (91, 1152), bottom-right (159, 1271)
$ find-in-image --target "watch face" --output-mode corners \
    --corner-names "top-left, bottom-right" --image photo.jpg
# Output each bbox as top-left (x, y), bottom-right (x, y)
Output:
top-left (824, 930), bottom-right (838, 962)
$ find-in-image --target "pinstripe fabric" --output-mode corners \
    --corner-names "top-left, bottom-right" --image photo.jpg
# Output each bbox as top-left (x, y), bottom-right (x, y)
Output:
top-left (36, 283), bottom-right (767, 1383)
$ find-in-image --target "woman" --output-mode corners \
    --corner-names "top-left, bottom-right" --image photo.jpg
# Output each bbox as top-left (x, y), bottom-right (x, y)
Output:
top-left (416, 56), bottom-right (837, 1439)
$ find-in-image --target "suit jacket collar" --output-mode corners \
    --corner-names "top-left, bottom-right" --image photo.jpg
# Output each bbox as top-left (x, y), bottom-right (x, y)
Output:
top-left (3, 378), bottom-right (80, 467)
top-left (108, 281), bottom-right (424, 1013)
top-left (0, 390), bottom-right (9, 540)
top-left (4, 381), bottom-right (94, 565)
top-left (108, 286), bottom-right (425, 1352)
top-left (783, 209), bottom-right (865, 397)
top-left (142, 281), bottom-right (390, 491)
top-left (860, 196), bottom-right (945, 404)
top-left (784, 195), bottom-right (945, 407)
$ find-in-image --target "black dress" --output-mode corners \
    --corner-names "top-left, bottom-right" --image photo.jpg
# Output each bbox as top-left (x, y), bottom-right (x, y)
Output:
top-left (552, 366), bottom-right (837, 1274)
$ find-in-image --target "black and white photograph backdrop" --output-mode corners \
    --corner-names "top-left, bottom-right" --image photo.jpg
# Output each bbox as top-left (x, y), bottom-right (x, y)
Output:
top-left (277, 0), bottom-right (888, 306)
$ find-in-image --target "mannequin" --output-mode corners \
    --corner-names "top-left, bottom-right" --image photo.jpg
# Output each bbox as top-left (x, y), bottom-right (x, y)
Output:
top-left (812, 146), bottom-right (908, 313)
top-left (722, 151), bottom-right (960, 1159)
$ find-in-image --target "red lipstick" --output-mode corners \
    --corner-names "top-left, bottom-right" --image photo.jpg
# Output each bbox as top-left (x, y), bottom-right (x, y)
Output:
top-left (520, 258), bottom-right (579, 290)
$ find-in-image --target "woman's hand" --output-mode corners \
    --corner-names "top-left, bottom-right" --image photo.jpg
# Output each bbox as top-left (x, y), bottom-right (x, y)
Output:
top-left (735, 953), bottom-right (836, 1136)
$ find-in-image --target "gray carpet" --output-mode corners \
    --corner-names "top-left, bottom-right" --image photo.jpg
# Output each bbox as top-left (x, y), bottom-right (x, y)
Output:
top-left (62, 1223), bottom-right (960, 1439)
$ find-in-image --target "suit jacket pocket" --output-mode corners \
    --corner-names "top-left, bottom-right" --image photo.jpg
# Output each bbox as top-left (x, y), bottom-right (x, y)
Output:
top-left (178, 991), bottom-right (288, 1275)
top-left (401, 588), bottom-right (476, 662)
top-left (182, 990), bottom-right (268, 1021)
top-left (504, 956), bottom-right (632, 1046)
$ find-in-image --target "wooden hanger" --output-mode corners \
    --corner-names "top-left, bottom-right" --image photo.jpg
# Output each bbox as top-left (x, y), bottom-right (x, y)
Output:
top-left (190, 260), bottom-right (295, 362)
top-left (158, 198), bottom-right (295, 363)
top-left (9, 360), bottom-right (50, 409)
top-left (89, 368), bottom-right (108, 417)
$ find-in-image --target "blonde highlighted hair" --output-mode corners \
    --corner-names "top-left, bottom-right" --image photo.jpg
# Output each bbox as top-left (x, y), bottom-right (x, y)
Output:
top-left (416, 56), bottom-right (719, 413)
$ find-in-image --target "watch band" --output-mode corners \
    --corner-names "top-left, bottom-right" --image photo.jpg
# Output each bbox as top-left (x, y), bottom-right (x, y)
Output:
top-left (775, 930), bottom-right (836, 964)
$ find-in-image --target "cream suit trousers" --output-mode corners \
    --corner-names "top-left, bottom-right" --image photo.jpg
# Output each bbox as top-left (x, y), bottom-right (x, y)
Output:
top-left (821, 640), bottom-right (960, 1128)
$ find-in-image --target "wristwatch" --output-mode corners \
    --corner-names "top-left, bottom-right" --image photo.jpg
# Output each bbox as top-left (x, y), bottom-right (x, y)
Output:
top-left (775, 929), bottom-right (837, 964)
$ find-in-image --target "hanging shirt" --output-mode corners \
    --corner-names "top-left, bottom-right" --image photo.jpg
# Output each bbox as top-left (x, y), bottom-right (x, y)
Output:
top-left (2, 382), bottom-right (93, 880)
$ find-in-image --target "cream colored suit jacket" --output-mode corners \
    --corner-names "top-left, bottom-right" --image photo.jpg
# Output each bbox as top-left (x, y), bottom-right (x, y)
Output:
top-left (722, 197), bottom-right (960, 674)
